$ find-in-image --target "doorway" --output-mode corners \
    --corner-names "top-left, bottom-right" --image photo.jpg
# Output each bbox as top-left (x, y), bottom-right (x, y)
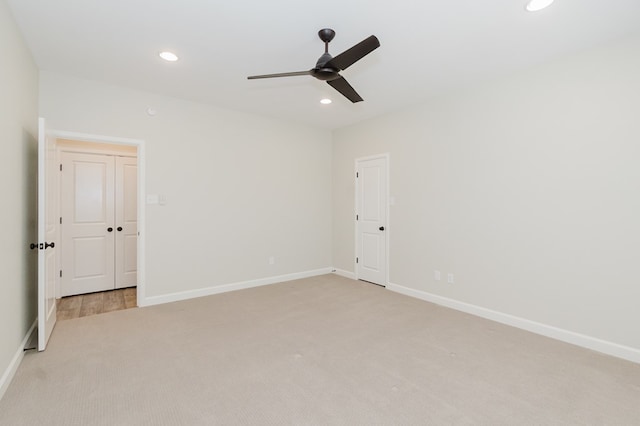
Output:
top-left (47, 130), bottom-right (146, 306)
top-left (355, 154), bottom-right (389, 286)
top-left (59, 143), bottom-right (137, 297)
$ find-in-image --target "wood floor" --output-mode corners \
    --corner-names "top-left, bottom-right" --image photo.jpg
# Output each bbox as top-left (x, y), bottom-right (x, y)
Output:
top-left (57, 288), bottom-right (137, 321)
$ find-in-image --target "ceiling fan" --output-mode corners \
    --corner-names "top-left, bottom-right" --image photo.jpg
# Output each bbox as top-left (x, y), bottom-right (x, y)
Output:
top-left (247, 28), bottom-right (380, 103)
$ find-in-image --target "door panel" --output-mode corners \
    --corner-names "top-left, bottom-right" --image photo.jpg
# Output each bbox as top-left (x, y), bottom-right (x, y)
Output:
top-left (73, 236), bottom-right (108, 278)
top-left (61, 152), bottom-right (115, 296)
top-left (362, 233), bottom-right (380, 269)
top-left (356, 156), bottom-right (388, 285)
top-left (74, 162), bottom-right (109, 223)
top-left (123, 235), bottom-right (137, 272)
top-left (362, 166), bottom-right (382, 221)
top-left (115, 156), bottom-right (138, 289)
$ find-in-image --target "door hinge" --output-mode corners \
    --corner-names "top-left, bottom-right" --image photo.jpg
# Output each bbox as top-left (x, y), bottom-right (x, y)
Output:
top-left (59, 164), bottom-right (62, 171)
top-left (356, 214), bottom-right (359, 221)
top-left (356, 172), bottom-right (359, 178)
top-left (60, 217), bottom-right (62, 224)
top-left (356, 257), bottom-right (359, 264)
top-left (59, 270), bottom-right (62, 278)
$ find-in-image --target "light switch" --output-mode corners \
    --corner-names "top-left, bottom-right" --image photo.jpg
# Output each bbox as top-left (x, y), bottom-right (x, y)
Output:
top-left (146, 194), bottom-right (159, 205)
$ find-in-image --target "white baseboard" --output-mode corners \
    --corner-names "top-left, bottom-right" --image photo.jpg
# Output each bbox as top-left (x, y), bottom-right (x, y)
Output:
top-left (140, 267), bottom-right (333, 307)
top-left (332, 268), bottom-right (356, 280)
top-left (0, 320), bottom-right (37, 401)
top-left (387, 282), bottom-right (640, 364)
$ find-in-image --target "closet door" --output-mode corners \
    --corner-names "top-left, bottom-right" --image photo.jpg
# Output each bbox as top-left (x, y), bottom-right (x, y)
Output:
top-left (61, 152), bottom-right (115, 296)
top-left (115, 156), bottom-right (138, 288)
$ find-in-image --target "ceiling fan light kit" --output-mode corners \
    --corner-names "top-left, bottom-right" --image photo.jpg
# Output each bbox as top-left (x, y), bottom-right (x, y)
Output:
top-left (248, 28), bottom-right (380, 103)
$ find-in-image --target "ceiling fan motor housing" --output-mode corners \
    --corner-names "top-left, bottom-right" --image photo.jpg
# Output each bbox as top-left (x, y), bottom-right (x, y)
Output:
top-left (313, 52), bottom-right (340, 81)
top-left (311, 68), bottom-right (341, 81)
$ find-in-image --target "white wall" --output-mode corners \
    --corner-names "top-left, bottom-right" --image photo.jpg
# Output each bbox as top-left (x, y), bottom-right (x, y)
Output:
top-left (333, 35), bottom-right (640, 354)
top-left (0, 0), bottom-right (39, 396)
top-left (40, 72), bottom-right (332, 300)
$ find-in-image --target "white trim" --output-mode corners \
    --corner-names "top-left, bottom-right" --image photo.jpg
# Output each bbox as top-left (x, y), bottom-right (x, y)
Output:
top-left (137, 142), bottom-right (146, 306)
top-left (49, 130), bottom-right (142, 146)
top-left (140, 268), bottom-right (333, 307)
top-left (0, 321), bottom-right (37, 401)
top-left (354, 153), bottom-right (390, 285)
top-left (387, 282), bottom-right (640, 364)
top-left (48, 129), bottom-right (145, 309)
top-left (332, 268), bottom-right (356, 280)
top-left (57, 139), bottom-right (137, 157)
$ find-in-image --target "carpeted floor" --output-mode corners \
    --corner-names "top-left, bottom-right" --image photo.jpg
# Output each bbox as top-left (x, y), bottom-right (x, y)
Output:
top-left (1, 274), bottom-right (639, 425)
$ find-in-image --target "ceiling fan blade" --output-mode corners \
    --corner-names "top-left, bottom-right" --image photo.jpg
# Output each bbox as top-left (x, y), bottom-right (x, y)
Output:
top-left (327, 77), bottom-right (363, 103)
top-left (247, 71), bottom-right (311, 79)
top-left (326, 35), bottom-right (380, 71)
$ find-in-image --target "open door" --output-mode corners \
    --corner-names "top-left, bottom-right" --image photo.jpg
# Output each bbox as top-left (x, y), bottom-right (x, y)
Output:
top-left (38, 117), bottom-right (57, 351)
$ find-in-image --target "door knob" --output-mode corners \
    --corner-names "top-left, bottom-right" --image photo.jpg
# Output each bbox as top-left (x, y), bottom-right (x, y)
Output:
top-left (379, 226), bottom-right (385, 231)
top-left (30, 243), bottom-right (37, 250)
top-left (45, 242), bottom-right (55, 249)
top-left (117, 227), bottom-right (123, 232)
top-left (107, 227), bottom-right (113, 232)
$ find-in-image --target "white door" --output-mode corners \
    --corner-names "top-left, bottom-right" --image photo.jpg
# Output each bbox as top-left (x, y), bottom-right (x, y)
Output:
top-left (37, 118), bottom-right (57, 351)
top-left (356, 156), bottom-right (388, 285)
top-left (115, 156), bottom-right (138, 288)
top-left (60, 152), bottom-right (115, 296)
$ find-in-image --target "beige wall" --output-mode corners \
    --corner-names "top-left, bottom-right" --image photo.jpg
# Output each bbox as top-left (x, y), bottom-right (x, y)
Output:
top-left (39, 72), bottom-right (333, 299)
top-left (0, 0), bottom-right (39, 393)
top-left (333, 35), bottom-right (640, 352)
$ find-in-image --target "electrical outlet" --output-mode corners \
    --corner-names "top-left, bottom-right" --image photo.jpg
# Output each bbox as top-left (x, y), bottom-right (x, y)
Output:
top-left (434, 270), bottom-right (441, 281)
top-left (447, 273), bottom-right (454, 284)
top-left (268, 256), bottom-right (275, 265)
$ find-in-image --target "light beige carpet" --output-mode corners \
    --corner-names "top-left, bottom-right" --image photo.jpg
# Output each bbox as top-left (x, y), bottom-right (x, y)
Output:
top-left (1, 274), bottom-right (639, 425)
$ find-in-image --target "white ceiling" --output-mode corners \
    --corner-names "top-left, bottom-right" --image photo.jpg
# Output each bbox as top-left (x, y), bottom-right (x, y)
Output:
top-left (6, 0), bottom-right (640, 130)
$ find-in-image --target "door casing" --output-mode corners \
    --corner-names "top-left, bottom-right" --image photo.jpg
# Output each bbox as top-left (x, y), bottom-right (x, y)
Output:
top-left (47, 129), bottom-right (146, 306)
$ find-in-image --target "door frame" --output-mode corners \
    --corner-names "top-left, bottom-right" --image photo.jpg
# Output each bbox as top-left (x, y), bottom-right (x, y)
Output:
top-left (48, 129), bottom-right (146, 307)
top-left (354, 153), bottom-right (390, 286)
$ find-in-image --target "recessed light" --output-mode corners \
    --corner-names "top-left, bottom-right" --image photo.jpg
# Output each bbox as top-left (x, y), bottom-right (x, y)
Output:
top-left (525, 0), bottom-right (555, 12)
top-left (159, 51), bottom-right (179, 62)
top-left (320, 98), bottom-right (332, 105)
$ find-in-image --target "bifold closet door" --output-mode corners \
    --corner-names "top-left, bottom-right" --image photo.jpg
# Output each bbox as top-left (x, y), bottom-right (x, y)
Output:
top-left (61, 152), bottom-right (115, 296)
top-left (115, 156), bottom-right (137, 289)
